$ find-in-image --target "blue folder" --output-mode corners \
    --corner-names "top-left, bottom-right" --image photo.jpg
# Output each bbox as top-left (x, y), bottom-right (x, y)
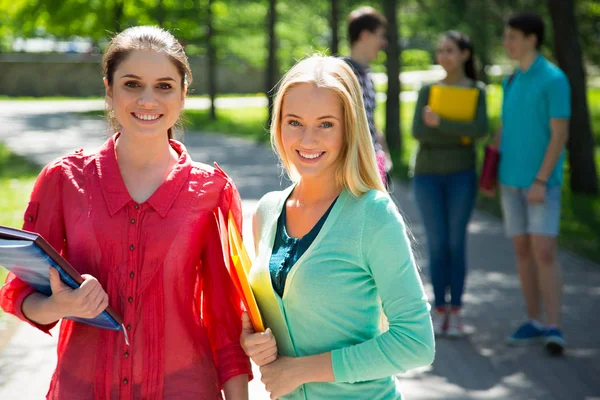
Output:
top-left (0, 226), bottom-right (126, 341)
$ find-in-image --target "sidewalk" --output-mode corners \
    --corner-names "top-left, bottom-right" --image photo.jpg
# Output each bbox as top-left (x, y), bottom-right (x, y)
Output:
top-left (1, 108), bottom-right (599, 399)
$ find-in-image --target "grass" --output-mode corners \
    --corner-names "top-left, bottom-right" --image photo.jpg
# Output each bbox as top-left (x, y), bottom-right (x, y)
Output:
top-left (184, 108), bottom-right (270, 142)
top-left (589, 89), bottom-right (600, 144)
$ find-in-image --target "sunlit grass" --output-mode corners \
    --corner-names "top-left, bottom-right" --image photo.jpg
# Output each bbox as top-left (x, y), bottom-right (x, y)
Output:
top-left (184, 107), bottom-right (270, 142)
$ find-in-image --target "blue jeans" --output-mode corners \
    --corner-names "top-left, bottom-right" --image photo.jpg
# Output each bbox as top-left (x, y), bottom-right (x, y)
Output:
top-left (413, 169), bottom-right (476, 308)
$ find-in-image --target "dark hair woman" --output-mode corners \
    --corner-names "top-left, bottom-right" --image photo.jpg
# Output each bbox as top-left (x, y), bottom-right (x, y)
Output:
top-left (410, 30), bottom-right (489, 338)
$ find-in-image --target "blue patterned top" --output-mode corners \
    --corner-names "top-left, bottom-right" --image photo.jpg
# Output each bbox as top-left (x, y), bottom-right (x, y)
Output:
top-left (269, 197), bottom-right (338, 297)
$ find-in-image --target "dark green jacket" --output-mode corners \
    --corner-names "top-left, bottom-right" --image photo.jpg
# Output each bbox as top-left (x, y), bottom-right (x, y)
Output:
top-left (410, 81), bottom-right (488, 176)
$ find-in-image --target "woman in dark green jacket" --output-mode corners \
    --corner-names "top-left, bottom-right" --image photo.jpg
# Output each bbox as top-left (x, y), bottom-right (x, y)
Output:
top-left (411, 31), bottom-right (488, 338)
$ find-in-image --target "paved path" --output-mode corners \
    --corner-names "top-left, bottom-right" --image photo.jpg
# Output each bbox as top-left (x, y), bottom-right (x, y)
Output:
top-left (0, 105), bottom-right (599, 400)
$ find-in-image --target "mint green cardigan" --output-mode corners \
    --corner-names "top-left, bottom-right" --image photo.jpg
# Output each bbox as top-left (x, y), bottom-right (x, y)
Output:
top-left (249, 186), bottom-right (435, 400)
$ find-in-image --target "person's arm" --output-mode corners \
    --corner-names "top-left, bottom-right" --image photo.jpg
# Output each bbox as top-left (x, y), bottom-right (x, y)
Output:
top-left (535, 75), bottom-right (571, 184)
top-left (527, 118), bottom-right (569, 204)
top-left (0, 160), bottom-right (67, 333)
top-left (535, 118), bottom-right (569, 183)
top-left (330, 202), bottom-right (435, 383)
top-left (222, 375), bottom-right (249, 400)
top-left (527, 75), bottom-right (571, 203)
top-left (22, 269), bottom-right (109, 326)
top-left (252, 211), bottom-right (260, 256)
top-left (491, 121), bottom-right (502, 148)
top-left (257, 352), bottom-right (334, 398)
top-left (436, 86), bottom-right (489, 138)
top-left (200, 180), bottom-right (251, 393)
top-left (412, 85), bottom-right (462, 145)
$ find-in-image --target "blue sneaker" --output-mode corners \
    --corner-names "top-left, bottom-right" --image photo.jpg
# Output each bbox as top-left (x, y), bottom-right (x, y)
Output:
top-left (506, 321), bottom-right (545, 345)
top-left (544, 327), bottom-right (567, 356)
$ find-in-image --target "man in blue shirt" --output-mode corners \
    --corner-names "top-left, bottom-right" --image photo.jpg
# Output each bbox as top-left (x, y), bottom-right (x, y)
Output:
top-left (495, 12), bottom-right (570, 355)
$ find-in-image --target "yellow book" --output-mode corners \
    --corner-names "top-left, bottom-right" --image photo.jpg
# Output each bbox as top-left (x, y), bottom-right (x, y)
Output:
top-left (428, 85), bottom-right (479, 123)
top-left (227, 211), bottom-right (265, 332)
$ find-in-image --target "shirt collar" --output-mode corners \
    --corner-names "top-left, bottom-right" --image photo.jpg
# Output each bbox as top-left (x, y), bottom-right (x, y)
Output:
top-left (520, 53), bottom-right (544, 75)
top-left (96, 133), bottom-right (192, 217)
top-left (343, 57), bottom-right (371, 74)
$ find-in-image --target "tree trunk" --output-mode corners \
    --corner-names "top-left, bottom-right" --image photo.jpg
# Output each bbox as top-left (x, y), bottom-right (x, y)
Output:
top-left (156, 0), bottom-right (165, 26)
top-left (472, 5), bottom-right (491, 83)
top-left (114, 0), bottom-right (125, 33)
top-left (266, 0), bottom-right (278, 126)
top-left (384, 0), bottom-right (401, 153)
top-left (548, 0), bottom-right (599, 194)
top-left (207, 0), bottom-right (217, 120)
top-left (330, 0), bottom-right (339, 55)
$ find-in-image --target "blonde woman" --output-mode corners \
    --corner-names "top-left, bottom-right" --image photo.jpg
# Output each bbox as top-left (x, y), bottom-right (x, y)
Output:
top-left (240, 55), bottom-right (434, 399)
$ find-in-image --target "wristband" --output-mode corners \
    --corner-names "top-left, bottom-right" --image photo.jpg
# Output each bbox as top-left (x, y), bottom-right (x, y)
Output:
top-left (534, 178), bottom-right (547, 186)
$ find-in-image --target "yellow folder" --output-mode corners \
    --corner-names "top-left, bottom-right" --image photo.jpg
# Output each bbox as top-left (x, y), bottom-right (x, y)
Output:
top-left (428, 85), bottom-right (479, 123)
top-left (227, 211), bottom-right (265, 332)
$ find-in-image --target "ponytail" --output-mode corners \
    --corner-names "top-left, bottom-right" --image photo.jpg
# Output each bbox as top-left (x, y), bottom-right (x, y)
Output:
top-left (464, 54), bottom-right (477, 81)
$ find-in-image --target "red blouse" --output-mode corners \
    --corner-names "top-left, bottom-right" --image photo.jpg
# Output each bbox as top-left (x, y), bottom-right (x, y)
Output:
top-left (0, 134), bottom-right (251, 399)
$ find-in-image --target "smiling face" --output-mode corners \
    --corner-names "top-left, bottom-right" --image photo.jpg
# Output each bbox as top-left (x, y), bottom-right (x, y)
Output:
top-left (104, 50), bottom-right (185, 139)
top-left (436, 37), bottom-right (469, 76)
top-left (280, 83), bottom-right (345, 182)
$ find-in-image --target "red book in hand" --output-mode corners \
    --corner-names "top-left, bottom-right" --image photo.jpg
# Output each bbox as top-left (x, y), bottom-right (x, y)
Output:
top-left (479, 145), bottom-right (500, 192)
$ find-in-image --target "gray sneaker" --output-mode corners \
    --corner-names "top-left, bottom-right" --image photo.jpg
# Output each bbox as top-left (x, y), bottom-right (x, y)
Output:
top-left (431, 308), bottom-right (447, 337)
top-left (446, 311), bottom-right (464, 338)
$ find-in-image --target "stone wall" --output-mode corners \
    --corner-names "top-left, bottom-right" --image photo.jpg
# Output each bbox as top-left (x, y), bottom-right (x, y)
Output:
top-left (0, 53), bottom-right (264, 97)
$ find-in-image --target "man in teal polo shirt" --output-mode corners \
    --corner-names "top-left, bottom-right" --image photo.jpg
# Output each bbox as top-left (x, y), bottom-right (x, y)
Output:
top-left (496, 12), bottom-right (570, 355)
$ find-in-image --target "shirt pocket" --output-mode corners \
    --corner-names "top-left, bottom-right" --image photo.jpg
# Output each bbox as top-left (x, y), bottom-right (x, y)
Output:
top-left (23, 201), bottom-right (40, 231)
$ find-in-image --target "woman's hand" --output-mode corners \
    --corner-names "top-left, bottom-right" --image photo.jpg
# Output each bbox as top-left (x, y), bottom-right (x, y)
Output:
top-left (260, 352), bottom-right (334, 399)
top-left (240, 312), bottom-right (278, 366)
top-left (259, 356), bottom-right (305, 399)
top-left (48, 268), bottom-right (109, 319)
top-left (422, 106), bottom-right (441, 127)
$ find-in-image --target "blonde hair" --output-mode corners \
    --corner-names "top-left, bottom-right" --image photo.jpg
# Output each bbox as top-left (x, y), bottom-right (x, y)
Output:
top-left (270, 55), bottom-right (386, 196)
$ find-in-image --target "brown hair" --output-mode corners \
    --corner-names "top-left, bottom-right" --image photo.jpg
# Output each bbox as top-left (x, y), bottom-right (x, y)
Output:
top-left (443, 31), bottom-right (478, 81)
top-left (347, 7), bottom-right (387, 46)
top-left (102, 26), bottom-right (193, 140)
top-left (506, 12), bottom-right (545, 50)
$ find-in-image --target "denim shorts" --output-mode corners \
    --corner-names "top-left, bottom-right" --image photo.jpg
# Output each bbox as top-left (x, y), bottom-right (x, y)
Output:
top-left (500, 184), bottom-right (562, 237)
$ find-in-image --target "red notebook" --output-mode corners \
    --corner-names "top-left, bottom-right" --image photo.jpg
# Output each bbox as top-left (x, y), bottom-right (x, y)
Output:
top-left (479, 145), bottom-right (500, 192)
